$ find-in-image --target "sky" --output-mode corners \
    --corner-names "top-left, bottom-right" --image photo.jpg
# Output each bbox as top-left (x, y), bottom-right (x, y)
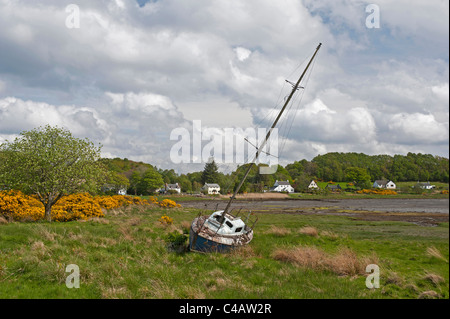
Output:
top-left (0, 0), bottom-right (448, 174)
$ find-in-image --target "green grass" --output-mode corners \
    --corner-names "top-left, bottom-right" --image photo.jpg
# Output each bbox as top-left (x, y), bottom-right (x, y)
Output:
top-left (0, 205), bottom-right (448, 299)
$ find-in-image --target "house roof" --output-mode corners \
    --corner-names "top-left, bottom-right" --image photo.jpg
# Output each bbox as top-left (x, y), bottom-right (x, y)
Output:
top-left (204, 183), bottom-right (220, 188)
top-left (418, 182), bottom-right (432, 186)
top-left (166, 183), bottom-right (180, 188)
top-left (374, 180), bottom-right (388, 185)
top-left (275, 180), bottom-right (291, 186)
top-left (326, 184), bottom-right (341, 189)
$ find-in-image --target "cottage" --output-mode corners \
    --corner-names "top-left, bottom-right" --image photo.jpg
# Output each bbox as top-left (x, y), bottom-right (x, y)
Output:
top-left (325, 184), bottom-right (341, 191)
top-left (416, 182), bottom-right (435, 190)
top-left (165, 183), bottom-right (181, 194)
top-left (308, 180), bottom-right (319, 189)
top-left (373, 180), bottom-right (396, 189)
top-left (101, 184), bottom-right (127, 195)
top-left (270, 180), bottom-right (295, 193)
top-left (202, 183), bottom-right (221, 195)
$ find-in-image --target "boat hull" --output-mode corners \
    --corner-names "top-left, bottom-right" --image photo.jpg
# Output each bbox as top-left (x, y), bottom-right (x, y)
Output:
top-left (189, 227), bottom-right (233, 253)
top-left (189, 215), bottom-right (253, 253)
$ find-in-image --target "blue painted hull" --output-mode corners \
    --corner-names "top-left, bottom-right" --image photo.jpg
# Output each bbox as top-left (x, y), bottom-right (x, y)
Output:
top-left (189, 226), bottom-right (233, 253)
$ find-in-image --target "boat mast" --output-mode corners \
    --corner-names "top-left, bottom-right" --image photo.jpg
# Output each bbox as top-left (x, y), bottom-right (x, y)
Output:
top-left (221, 43), bottom-right (322, 218)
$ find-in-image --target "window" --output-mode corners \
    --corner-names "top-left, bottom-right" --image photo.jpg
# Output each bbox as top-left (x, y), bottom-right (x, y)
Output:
top-left (225, 221), bottom-right (233, 228)
top-left (235, 227), bottom-right (242, 233)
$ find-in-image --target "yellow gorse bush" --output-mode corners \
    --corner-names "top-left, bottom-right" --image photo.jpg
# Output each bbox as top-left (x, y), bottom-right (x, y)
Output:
top-left (0, 191), bottom-right (180, 222)
top-left (52, 193), bottom-right (104, 222)
top-left (159, 214), bottom-right (174, 225)
top-left (0, 190), bottom-right (44, 221)
top-left (158, 199), bottom-right (181, 208)
top-left (356, 189), bottom-right (398, 195)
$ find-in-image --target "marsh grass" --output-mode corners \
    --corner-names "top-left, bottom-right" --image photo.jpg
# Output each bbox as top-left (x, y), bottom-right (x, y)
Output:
top-left (0, 205), bottom-right (448, 299)
top-left (272, 246), bottom-right (378, 276)
top-left (426, 246), bottom-right (448, 262)
top-left (299, 226), bottom-right (319, 238)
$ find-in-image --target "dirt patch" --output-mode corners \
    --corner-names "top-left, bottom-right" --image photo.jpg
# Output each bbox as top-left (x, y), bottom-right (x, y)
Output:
top-left (219, 193), bottom-right (289, 200)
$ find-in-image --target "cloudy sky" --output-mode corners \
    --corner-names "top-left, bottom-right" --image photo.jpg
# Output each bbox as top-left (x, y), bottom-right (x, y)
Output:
top-left (0, 0), bottom-right (448, 174)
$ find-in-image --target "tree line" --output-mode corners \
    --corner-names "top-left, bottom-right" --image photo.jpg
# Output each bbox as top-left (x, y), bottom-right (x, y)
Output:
top-left (117, 152), bottom-right (449, 194)
top-left (2, 126), bottom-right (448, 200)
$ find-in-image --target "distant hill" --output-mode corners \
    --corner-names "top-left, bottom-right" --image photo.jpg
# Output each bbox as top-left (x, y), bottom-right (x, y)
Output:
top-left (99, 158), bottom-right (154, 179)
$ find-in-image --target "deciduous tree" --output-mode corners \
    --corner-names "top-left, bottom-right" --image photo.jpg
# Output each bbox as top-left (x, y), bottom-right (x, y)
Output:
top-left (0, 125), bottom-right (106, 221)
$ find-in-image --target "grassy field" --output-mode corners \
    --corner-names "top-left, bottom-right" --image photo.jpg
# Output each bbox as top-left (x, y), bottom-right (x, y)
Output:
top-left (0, 204), bottom-right (448, 299)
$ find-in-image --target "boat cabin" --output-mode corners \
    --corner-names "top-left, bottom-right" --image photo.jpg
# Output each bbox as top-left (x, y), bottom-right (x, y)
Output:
top-left (206, 211), bottom-right (246, 235)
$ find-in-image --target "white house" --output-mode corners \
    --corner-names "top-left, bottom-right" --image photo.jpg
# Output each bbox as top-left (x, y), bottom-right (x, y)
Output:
top-left (270, 180), bottom-right (295, 193)
top-left (385, 181), bottom-right (396, 189)
top-left (308, 180), bottom-right (319, 190)
top-left (202, 183), bottom-right (221, 194)
top-left (165, 183), bottom-right (181, 193)
top-left (118, 188), bottom-right (127, 195)
top-left (373, 180), bottom-right (396, 189)
top-left (417, 182), bottom-right (435, 190)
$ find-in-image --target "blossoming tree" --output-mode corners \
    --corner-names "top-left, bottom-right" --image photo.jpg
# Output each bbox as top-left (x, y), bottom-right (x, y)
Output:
top-left (0, 125), bottom-right (107, 221)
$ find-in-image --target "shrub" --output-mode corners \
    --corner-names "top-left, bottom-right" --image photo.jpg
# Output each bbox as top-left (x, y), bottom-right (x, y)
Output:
top-left (0, 190), bottom-right (179, 222)
top-left (158, 199), bottom-right (181, 208)
top-left (52, 193), bottom-right (104, 222)
top-left (356, 189), bottom-right (397, 195)
top-left (0, 190), bottom-right (45, 221)
top-left (159, 215), bottom-right (174, 225)
top-left (165, 230), bottom-right (188, 253)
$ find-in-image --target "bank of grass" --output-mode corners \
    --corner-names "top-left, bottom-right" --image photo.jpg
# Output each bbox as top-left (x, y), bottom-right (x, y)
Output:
top-left (0, 205), bottom-right (448, 299)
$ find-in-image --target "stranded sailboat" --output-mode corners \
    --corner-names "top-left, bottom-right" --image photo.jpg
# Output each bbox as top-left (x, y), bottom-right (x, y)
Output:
top-left (189, 43), bottom-right (322, 253)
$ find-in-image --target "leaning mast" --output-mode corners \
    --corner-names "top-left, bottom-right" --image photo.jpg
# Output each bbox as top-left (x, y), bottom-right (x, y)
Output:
top-left (221, 43), bottom-right (322, 218)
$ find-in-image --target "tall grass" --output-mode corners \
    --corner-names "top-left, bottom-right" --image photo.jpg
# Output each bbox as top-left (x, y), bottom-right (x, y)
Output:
top-left (272, 246), bottom-right (378, 276)
top-left (0, 205), bottom-right (448, 299)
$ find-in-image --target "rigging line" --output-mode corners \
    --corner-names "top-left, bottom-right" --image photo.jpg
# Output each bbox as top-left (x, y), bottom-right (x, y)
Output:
top-left (219, 137), bottom-right (263, 194)
top-left (276, 77), bottom-right (303, 149)
top-left (218, 47), bottom-right (320, 194)
top-left (279, 73), bottom-right (306, 145)
top-left (252, 82), bottom-right (287, 130)
top-left (278, 49), bottom-right (320, 158)
top-left (243, 51), bottom-right (317, 173)
top-left (278, 88), bottom-right (305, 157)
top-left (259, 50), bottom-right (316, 153)
top-left (251, 49), bottom-right (314, 130)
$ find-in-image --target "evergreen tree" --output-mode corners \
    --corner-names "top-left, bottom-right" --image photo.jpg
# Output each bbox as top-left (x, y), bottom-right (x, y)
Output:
top-left (201, 159), bottom-right (219, 184)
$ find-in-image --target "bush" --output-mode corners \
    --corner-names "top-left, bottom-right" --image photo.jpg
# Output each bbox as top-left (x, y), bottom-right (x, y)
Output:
top-left (165, 230), bottom-right (188, 253)
top-left (52, 193), bottom-right (104, 222)
top-left (356, 189), bottom-right (397, 195)
top-left (0, 190), bottom-right (44, 221)
top-left (158, 199), bottom-right (181, 208)
top-left (159, 215), bottom-right (174, 225)
top-left (0, 191), bottom-right (179, 222)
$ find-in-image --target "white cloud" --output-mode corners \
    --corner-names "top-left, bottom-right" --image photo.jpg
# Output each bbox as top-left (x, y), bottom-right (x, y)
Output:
top-left (0, 0), bottom-right (448, 172)
top-left (234, 47), bottom-right (252, 62)
top-left (388, 112), bottom-right (449, 145)
top-left (432, 83), bottom-right (449, 102)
